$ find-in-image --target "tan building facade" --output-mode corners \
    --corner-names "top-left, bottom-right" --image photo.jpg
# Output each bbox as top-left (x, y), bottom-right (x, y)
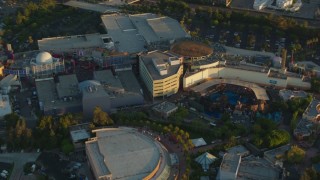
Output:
top-left (139, 51), bottom-right (183, 98)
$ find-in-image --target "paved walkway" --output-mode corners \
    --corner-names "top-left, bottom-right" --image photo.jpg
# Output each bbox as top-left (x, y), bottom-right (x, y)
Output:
top-left (0, 153), bottom-right (40, 180)
top-left (159, 134), bottom-right (187, 178)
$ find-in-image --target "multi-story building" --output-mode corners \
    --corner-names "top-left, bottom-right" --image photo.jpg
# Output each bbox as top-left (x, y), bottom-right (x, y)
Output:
top-left (139, 51), bottom-right (183, 98)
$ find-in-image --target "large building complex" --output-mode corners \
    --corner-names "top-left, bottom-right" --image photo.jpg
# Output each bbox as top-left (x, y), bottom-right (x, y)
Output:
top-left (82, 70), bottom-right (144, 117)
top-left (85, 127), bottom-right (171, 180)
top-left (3, 51), bottom-right (65, 78)
top-left (36, 70), bottom-right (143, 116)
top-left (101, 13), bottom-right (190, 53)
top-left (139, 51), bottom-right (183, 98)
top-left (217, 153), bottom-right (284, 180)
top-left (184, 61), bottom-right (311, 90)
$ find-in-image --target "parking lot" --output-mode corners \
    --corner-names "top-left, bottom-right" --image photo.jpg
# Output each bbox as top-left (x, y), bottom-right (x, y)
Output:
top-left (36, 152), bottom-right (93, 180)
top-left (10, 78), bottom-right (39, 128)
top-left (230, 0), bottom-right (320, 20)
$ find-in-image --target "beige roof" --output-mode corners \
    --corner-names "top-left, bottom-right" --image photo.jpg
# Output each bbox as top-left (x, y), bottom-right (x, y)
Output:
top-left (64, 1), bottom-right (119, 13)
top-left (85, 127), bottom-right (164, 179)
top-left (191, 79), bottom-right (269, 100)
top-left (38, 33), bottom-right (108, 52)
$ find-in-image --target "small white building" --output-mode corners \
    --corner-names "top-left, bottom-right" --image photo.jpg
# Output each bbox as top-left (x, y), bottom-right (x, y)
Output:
top-left (0, 74), bottom-right (21, 94)
top-left (0, 95), bottom-right (12, 117)
top-left (152, 101), bottom-right (178, 118)
top-left (279, 89), bottom-right (308, 101)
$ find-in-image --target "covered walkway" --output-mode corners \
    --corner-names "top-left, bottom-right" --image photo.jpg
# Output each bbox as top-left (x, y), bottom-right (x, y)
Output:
top-left (191, 78), bottom-right (269, 100)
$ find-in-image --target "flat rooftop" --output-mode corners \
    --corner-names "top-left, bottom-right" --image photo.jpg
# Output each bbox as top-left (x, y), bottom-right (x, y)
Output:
top-left (238, 155), bottom-right (282, 180)
top-left (38, 33), bottom-right (108, 52)
top-left (303, 98), bottom-right (320, 119)
top-left (93, 70), bottom-right (123, 92)
top-left (264, 144), bottom-right (290, 164)
top-left (101, 14), bottom-right (146, 53)
top-left (101, 13), bottom-right (190, 53)
top-left (220, 153), bottom-right (241, 177)
top-left (140, 51), bottom-right (182, 80)
top-left (35, 78), bottom-right (82, 111)
top-left (152, 101), bottom-right (177, 113)
top-left (116, 70), bottom-right (142, 94)
top-left (0, 95), bottom-right (12, 117)
top-left (82, 84), bottom-right (109, 99)
top-left (279, 89), bottom-right (308, 101)
top-left (223, 45), bottom-right (275, 58)
top-left (191, 78), bottom-right (269, 101)
top-left (64, 1), bottom-right (119, 13)
top-left (227, 145), bottom-right (249, 156)
top-left (56, 74), bottom-right (79, 99)
top-left (85, 127), bottom-right (162, 179)
top-left (129, 14), bottom-right (190, 44)
top-left (70, 129), bottom-right (90, 142)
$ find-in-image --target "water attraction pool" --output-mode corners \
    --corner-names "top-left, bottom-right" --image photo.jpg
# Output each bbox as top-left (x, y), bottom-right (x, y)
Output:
top-left (209, 90), bottom-right (249, 105)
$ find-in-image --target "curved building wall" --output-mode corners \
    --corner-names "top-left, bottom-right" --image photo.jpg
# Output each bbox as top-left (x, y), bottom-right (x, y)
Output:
top-left (184, 67), bottom-right (310, 90)
top-left (153, 66), bottom-right (183, 97)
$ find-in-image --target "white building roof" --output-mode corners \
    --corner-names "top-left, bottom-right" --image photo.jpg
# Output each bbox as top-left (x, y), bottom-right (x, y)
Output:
top-left (85, 127), bottom-right (167, 179)
top-left (238, 155), bottom-right (283, 179)
top-left (0, 95), bottom-right (12, 117)
top-left (70, 129), bottom-right (90, 142)
top-left (101, 13), bottom-right (190, 53)
top-left (218, 153), bottom-right (241, 180)
top-left (64, 1), bottom-right (119, 13)
top-left (191, 138), bottom-right (207, 147)
top-left (38, 33), bottom-right (108, 52)
top-left (0, 74), bottom-right (18, 88)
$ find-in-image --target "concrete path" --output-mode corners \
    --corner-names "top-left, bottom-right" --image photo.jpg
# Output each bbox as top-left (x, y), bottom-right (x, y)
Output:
top-left (0, 153), bottom-right (40, 180)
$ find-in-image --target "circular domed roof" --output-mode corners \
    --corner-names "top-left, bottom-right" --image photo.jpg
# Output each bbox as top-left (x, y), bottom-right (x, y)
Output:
top-left (171, 41), bottom-right (213, 58)
top-left (36, 52), bottom-right (53, 64)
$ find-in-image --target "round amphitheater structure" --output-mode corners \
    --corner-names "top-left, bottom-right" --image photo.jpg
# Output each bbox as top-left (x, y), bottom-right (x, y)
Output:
top-left (85, 127), bottom-right (171, 180)
top-left (170, 41), bottom-right (213, 61)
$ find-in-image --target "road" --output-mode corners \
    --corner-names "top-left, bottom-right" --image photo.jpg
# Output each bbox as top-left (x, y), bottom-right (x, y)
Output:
top-left (0, 153), bottom-right (40, 180)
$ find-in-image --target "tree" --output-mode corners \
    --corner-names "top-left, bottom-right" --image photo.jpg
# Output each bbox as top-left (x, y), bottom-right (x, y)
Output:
top-left (286, 145), bottom-right (305, 164)
top-left (16, 12), bottom-right (26, 25)
top-left (38, 116), bottom-right (54, 130)
top-left (224, 136), bottom-right (237, 149)
top-left (311, 78), bottom-right (320, 93)
top-left (59, 113), bottom-right (78, 129)
top-left (266, 130), bottom-right (290, 148)
top-left (8, 119), bottom-right (33, 150)
top-left (300, 167), bottom-right (319, 180)
top-left (93, 106), bottom-right (113, 126)
top-left (290, 111), bottom-right (299, 132)
top-left (61, 139), bottom-right (74, 155)
top-left (4, 113), bottom-right (20, 129)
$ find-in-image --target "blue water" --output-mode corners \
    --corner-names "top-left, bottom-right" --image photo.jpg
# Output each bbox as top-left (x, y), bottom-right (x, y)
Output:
top-left (205, 111), bottom-right (222, 119)
top-left (256, 112), bottom-right (282, 124)
top-left (209, 90), bottom-right (248, 106)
